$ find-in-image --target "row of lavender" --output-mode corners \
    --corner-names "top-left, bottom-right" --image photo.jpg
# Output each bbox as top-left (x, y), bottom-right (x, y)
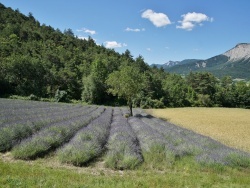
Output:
top-left (57, 108), bottom-right (113, 166)
top-left (12, 107), bottom-right (105, 159)
top-left (0, 99), bottom-right (144, 169)
top-left (104, 108), bottom-right (143, 169)
top-left (1, 99), bottom-right (250, 169)
top-left (0, 98), bottom-right (98, 152)
top-left (132, 109), bottom-right (250, 168)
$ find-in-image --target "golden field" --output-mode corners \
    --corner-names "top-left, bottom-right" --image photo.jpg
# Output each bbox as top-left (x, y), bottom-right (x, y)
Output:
top-left (146, 108), bottom-right (250, 153)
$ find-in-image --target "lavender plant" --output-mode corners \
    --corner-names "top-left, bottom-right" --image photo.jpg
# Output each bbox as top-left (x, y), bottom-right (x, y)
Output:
top-left (140, 116), bottom-right (200, 158)
top-left (12, 107), bottom-right (105, 159)
top-left (57, 108), bottom-right (113, 166)
top-left (140, 113), bottom-right (250, 167)
top-left (0, 105), bottom-right (96, 152)
top-left (105, 108), bottom-right (143, 170)
top-left (128, 117), bottom-right (176, 168)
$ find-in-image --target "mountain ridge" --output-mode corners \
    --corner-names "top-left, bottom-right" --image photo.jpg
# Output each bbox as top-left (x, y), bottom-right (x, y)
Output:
top-left (157, 43), bottom-right (250, 80)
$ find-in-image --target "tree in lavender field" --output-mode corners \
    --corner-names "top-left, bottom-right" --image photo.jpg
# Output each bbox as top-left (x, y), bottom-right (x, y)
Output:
top-left (106, 65), bottom-right (144, 116)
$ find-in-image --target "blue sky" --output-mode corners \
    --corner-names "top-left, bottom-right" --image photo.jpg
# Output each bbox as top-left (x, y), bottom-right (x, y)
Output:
top-left (1, 0), bottom-right (250, 65)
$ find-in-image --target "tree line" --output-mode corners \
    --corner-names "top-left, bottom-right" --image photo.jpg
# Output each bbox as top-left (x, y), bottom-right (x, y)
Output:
top-left (0, 3), bottom-right (249, 109)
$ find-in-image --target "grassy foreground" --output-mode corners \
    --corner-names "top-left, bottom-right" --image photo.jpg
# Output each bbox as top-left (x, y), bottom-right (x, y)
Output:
top-left (1, 154), bottom-right (250, 188)
top-left (146, 107), bottom-right (250, 153)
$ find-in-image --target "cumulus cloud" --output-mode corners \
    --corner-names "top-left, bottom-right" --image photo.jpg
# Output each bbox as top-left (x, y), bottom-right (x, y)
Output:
top-left (76, 28), bottom-right (96, 35)
top-left (125, 27), bottom-right (145, 32)
top-left (77, 36), bottom-right (98, 43)
top-left (105, 41), bottom-right (127, 48)
top-left (77, 36), bottom-right (88, 40)
top-left (141, 9), bottom-right (171, 27)
top-left (177, 12), bottom-right (213, 31)
top-left (84, 29), bottom-right (96, 35)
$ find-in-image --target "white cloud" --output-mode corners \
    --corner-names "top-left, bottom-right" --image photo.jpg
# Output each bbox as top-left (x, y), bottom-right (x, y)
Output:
top-left (125, 27), bottom-right (145, 32)
top-left (76, 28), bottom-right (96, 35)
top-left (77, 36), bottom-right (88, 40)
top-left (141, 9), bottom-right (171, 27)
top-left (84, 29), bottom-right (96, 35)
top-left (147, 48), bottom-right (151, 51)
top-left (77, 36), bottom-right (98, 43)
top-left (177, 12), bottom-right (213, 31)
top-left (105, 41), bottom-right (126, 48)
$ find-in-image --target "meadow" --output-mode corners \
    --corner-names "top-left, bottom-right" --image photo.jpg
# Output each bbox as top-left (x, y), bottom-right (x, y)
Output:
top-left (1, 98), bottom-right (250, 187)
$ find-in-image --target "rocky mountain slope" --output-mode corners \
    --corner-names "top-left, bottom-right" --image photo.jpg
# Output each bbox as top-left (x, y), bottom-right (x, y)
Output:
top-left (162, 43), bottom-right (250, 80)
top-left (224, 43), bottom-right (250, 60)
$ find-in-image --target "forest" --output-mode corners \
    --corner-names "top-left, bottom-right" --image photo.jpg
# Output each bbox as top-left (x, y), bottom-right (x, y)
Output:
top-left (0, 3), bottom-right (250, 109)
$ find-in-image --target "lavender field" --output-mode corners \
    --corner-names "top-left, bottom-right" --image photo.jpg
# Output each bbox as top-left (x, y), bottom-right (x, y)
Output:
top-left (0, 98), bottom-right (250, 169)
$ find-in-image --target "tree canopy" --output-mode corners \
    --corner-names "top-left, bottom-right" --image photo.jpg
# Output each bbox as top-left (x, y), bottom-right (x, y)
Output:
top-left (0, 2), bottom-right (250, 109)
top-left (106, 66), bottom-right (144, 115)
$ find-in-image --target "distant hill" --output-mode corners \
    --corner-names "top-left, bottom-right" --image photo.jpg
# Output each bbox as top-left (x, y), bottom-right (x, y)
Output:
top-left (157, 43), bottom-right (250, 80)
top-left (152, 59), bottom-right (201, 69)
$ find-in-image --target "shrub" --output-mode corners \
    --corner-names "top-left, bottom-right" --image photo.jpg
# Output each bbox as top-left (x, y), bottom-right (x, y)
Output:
top-left (139, 97), bottom-right (165, 109)
top-left (55, 89), bottom-right (68, 102)
top-left (28, 94), bottom-right (39, 101)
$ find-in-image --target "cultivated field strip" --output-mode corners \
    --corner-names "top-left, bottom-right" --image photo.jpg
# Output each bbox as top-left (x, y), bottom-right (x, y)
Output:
top-left (140, 116), bottom-right (199, 157)
top-left (57, 108), bottom-right (113, 166)
top-left (1, 99), bottom-right (250, 169)
top-left (0, 101), bottom-right (82, 126)
top-left (0, 99), bottom-right (70, 118)
top-left (12, 107), bottom-right (105, 159)
top-left (0, 98), bottom-right (55, 110)
top-left (0, 105), bottom-right (89, 128)
top-left (140, 114), bottom-right (250, 167)
top-left (128, 116), bottom-right (175, 152)
top-left (0, 105), bottom-right (97, 152)
top-left (105, 108), bottom-right (143, 169)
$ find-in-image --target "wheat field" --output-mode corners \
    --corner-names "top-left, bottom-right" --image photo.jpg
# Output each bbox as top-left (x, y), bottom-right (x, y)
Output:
top-left (146, 108), bottom-right (250, 153)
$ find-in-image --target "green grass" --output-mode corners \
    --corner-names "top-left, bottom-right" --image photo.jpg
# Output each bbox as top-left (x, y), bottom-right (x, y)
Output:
top-left (105, 152), bottom-right (142, 170)
top-left (1, 155), bottom-right (250, 188)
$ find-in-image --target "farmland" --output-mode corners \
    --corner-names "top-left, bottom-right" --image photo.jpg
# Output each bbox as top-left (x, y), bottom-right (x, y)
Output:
top-left (146, 108), bottom-right (250, 153)
top-left (1, 98), bottom-right (250, 187)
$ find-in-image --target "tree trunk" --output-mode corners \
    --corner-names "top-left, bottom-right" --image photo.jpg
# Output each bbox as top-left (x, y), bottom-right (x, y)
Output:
top-left (129, 102), bottom-right (133, 116)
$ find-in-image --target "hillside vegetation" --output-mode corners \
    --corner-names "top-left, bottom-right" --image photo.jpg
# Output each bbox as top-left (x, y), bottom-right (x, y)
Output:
top-left (0, 3), bottom-right (250, 109)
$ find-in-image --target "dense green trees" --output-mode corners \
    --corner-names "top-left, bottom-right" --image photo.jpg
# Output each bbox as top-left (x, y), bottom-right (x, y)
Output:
top-left (0, 3), bottom-right (250, 109)
top-left (162, 74), bottom-right (194, 107)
